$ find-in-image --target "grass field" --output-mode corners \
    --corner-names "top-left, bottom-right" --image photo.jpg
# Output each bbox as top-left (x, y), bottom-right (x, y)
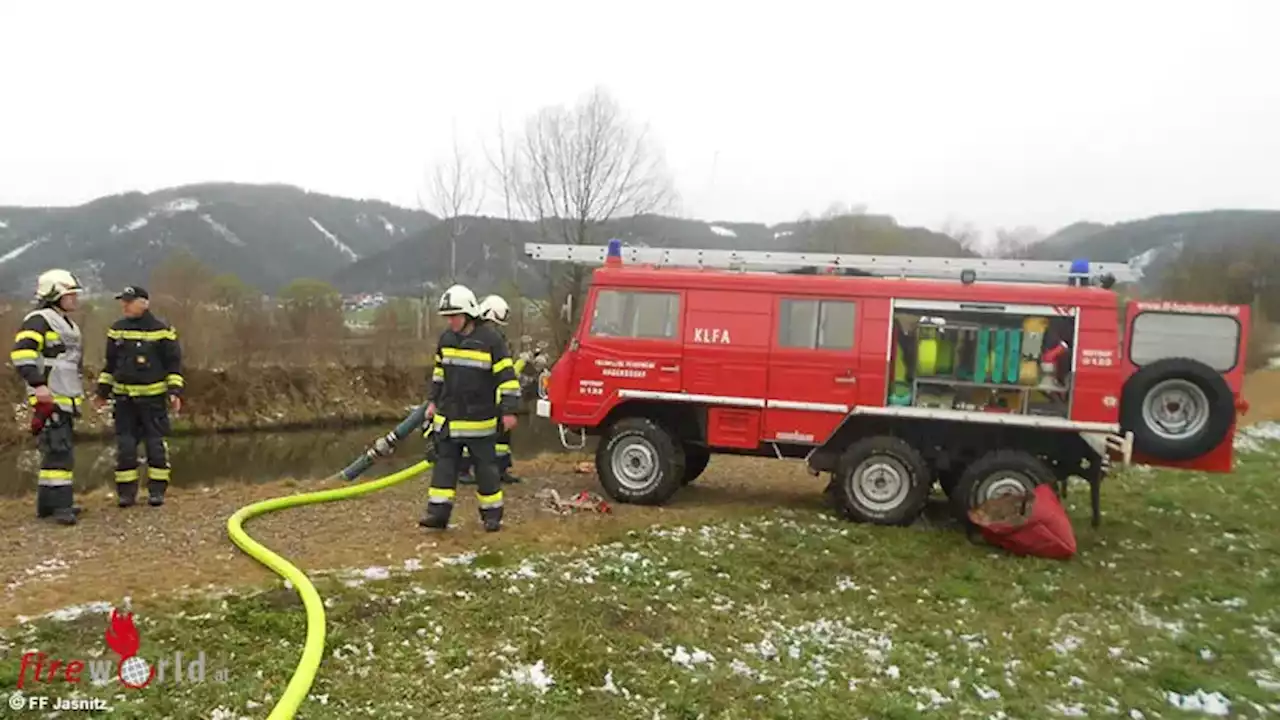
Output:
top-left (2, 425), bottom-right (1278, 719)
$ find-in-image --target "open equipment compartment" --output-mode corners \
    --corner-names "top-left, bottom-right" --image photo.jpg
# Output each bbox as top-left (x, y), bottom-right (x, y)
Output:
top-left (885, 299), bottom-right (1078, 419)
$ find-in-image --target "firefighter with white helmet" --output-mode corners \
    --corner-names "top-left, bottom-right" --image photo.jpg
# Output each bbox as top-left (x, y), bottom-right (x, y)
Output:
top-left (10, 269), bottom-right (87, 525)
top-left (422, 284), bottom-right (521, 532)
top-left (456, 294), bottom-right (525, 484)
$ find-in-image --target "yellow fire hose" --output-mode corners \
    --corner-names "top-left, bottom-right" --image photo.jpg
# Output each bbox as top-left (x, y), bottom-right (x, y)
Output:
top-left (225, 457), bottom-right (432, 719)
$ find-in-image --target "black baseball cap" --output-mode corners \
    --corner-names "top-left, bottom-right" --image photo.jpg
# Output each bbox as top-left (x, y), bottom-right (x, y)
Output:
top-left (114, 285), bottom-right (149, 300)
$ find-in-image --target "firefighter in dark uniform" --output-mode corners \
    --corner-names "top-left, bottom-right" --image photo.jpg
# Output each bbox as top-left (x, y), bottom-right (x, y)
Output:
top-left (457, 294), bottom-right (525, 485)
top-left (420, 284), bottom-right (520, 532)
top-left (10, 269), bottom-right (88, 525)
top-left (91, 286), bottom-right (183, 508)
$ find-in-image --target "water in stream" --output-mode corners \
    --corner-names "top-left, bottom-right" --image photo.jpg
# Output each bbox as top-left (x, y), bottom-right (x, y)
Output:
top-left (0, 418), bottom-right (591, 497)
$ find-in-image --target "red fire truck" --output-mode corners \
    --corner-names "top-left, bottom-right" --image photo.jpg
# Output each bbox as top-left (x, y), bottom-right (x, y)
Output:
top-left (530, 239), bottom-right (1251, 527)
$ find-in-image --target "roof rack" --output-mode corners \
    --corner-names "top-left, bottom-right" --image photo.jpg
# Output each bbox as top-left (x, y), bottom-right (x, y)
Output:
top-left (524, 241), bottom-right (1140, 286)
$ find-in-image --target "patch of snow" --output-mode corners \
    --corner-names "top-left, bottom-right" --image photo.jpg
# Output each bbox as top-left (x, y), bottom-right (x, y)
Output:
top-left (1126, 246), bottom-right (1163, 278)
top-left (0, 237), bottom-right (45, 264)
top-left (1166, 689), bottom-right (1231, 716)
top-left (160, 198), bottom-right (199, 214)
top-left (0, 218), bottom-right (8, 228)
top-left (110, 216), bottom-right (150, 235)
top-left (201, 214), bottom-right (245, 246)
top-left (308, 217), bottom-right (359, 262)
top-left (17, 600), bottom-right (113, 624)
top-left (709, 225), bottom-right (737, 238)
top-left (504, 659), bottom-right (555, 694)
top-left (1236, 422), bottom-right (1280, 453)
top-left (378, 215), bottom-right (397, 235)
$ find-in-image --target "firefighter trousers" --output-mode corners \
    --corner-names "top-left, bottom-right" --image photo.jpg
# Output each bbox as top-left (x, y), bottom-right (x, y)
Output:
top-left (35, 408), bottom-right (79, 523)
top-left (423, 433), bottom-right (504, 527)
top-left (458, 426), bottom-right (514, 478)
top-left (113, 396), bottom-right (171, 501)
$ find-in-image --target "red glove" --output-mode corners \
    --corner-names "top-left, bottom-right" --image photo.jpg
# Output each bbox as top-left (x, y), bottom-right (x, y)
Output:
top-left (30, 400), bottom-right (55, 435)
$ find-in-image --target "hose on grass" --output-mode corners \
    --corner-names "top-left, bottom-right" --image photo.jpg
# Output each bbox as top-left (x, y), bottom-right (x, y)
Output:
top-left (226, 430), bottom-right (434, 719)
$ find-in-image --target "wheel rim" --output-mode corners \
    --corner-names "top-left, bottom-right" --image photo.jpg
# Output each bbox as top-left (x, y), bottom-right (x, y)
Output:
top-left (1142, 378), bottom-right (1210, 441)
top-left (973, 471), bottom-right (1033, 505)
top-left (611, 437), bottom-right (659, 491)
top-left (851, 457), bottom-right (911, 512)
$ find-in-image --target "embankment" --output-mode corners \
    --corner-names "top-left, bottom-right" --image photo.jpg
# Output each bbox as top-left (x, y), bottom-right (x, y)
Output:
top-left (1, 365), bottom-right (426, 451)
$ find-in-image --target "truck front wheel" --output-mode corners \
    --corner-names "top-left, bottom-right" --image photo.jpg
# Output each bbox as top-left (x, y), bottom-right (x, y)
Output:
top-left (597, 417), bottom-right (687, 505)
top-left (949, 449), bottom-right (1054, 522)
top-left (832, 436), bottom-right (932, 526)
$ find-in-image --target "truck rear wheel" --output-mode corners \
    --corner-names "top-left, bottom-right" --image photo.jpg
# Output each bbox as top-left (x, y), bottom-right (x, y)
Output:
top-left (681, 445), bottom-right (710, 485)
top-left (832, 436), bottom-right (931, 526)
top-left (596, 417), bottom-right (686, 505)
top-left (949, 449), bottom-right (1053, 522)
top-left (1121, 357), bottom-right (1234, 461)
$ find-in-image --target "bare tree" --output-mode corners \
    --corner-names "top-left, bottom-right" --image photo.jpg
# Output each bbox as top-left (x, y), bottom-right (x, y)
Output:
top-left (482, 114), bottom-right (525, 339)
top-left (939, 217), bottom-right (984, 255)
top-left (498, 86), bottom-right (677, 348)
top-left (425, 128), bottom-right (485, 283)
top-left (988, 225), bottom-right (1044, 258)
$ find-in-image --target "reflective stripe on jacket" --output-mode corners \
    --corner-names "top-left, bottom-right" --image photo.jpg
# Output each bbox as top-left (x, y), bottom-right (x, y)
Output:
top-left (97, 311), bottom-right (183, 398)
top-left (428, 321), bottom-right (520, 437)
top-left (10, 307), bottom-right (85, 412)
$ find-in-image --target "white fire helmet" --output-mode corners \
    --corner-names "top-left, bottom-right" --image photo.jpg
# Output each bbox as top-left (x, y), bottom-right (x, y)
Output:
top-left (35, 269), bottom-right (84, 303)
top-left (479, 295), bottom-right (511, 325)
top-left (437, 284), bottom-right (479, 317)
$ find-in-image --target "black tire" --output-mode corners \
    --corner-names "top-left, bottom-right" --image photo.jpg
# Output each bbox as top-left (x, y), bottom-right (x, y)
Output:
top-left (949, 449), bottom-right (1053, 522)
top-left (1120, 357), bottom-right (1234, 461)
top-left (832, 436), bottom-right (932, 526)
top-left (596, 417), bottom-right (686, 505)
top-left (681, 445), bottom-right (710, 485)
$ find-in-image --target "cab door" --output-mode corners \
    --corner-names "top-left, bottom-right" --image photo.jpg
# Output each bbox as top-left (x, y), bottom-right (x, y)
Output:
top-left (1122, 300), bottom-right (1251, 471)
top-left (763, 296), bottom-right (861, 445)
top-left (564, 287), bottom-right (684, 425)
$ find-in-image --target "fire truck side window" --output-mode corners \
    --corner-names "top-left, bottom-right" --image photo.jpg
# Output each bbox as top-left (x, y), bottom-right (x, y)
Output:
top-left (589, 290), bottom-right (679, 340)
top-left (778, 299), bottom-right (857, 350)
top-left (1129, 311), bottom-right (1240, 371)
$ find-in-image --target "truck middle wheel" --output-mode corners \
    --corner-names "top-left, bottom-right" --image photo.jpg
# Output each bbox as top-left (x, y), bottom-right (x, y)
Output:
top-left (831, 436), bottom-right (932, 526)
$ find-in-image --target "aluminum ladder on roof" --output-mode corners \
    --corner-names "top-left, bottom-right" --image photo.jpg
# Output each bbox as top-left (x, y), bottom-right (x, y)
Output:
top-left (524, 242), bottom-right (1141, 285)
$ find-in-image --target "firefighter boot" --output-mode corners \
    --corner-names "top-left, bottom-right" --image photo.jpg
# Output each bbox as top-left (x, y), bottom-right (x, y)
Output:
top-left (35, 485), bottom-right (54, 519)
top-left (116, 481), bottom-right (138, 508)
top-left (480, 505), bottom-right (503, 533)
top-left (50, 485), bottom-right (78, 526)
top-left (148, 480), bottom-right (166, 506)
top-left (418, 501), bottom-right (451, 530)
top-left (500, 470), bottom-right (522, 485)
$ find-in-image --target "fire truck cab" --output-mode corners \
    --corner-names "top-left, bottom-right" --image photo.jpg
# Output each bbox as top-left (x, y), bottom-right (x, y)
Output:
top-left (532, 240), bottom-right (1250, 527)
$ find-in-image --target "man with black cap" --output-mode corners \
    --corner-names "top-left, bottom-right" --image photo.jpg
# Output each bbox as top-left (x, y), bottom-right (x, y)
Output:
top-left (92, 285), bottom-right (184, 507)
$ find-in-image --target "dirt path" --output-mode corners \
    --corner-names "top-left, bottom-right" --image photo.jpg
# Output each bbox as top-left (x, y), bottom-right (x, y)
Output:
top-left (1242, 368), bottom-right (1280, 425)
top-left (0, 453), bottom-right (828, 624)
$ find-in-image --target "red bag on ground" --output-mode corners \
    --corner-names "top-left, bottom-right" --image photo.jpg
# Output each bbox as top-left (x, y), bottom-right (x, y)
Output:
top-left (968, 483), bottom-right (1077, 560)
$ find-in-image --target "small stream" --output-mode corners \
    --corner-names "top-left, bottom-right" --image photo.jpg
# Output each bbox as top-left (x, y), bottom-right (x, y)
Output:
top-left (0, 418), bottom-right (589, 497)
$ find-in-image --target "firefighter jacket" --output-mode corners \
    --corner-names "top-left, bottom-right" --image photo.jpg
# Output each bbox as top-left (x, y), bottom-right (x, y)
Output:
top-left (96, 311), bottom-right (184, 399)
top-left (428, 322), bottom-right (520, 438)
top-left (10, 306), bottom-right (86, 412)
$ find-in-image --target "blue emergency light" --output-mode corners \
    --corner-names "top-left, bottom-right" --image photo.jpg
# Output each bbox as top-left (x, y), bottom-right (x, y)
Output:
top-left (1069, 258), bottom-right (1089, 286)
top-left (606, 238), bottom-right (623, 266)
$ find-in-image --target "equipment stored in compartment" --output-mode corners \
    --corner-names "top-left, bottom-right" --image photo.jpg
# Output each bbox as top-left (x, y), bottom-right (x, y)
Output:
top-left (887, 304), bottom-right (1076, 419)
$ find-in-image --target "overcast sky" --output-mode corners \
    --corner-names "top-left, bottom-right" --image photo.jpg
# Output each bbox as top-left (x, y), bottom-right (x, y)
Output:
top-left (2, 0), bottom-right (1278, 240)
